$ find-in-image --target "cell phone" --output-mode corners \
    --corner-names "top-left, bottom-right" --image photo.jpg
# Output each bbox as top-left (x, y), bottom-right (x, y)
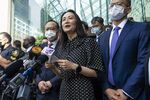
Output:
top-left (50, 55), bottom-right (59, 63)
top-left (53, 62), bottom-right (59, 67)
top-left (47, 55), bottom-right (60, 67)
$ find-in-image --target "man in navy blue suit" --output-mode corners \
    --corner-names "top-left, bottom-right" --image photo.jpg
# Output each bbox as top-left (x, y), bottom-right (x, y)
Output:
top-left (145, 52), bottom-right (150, 100)
top-left (98, 0), bottom-right (150, 99)
top-left (36, 20), bottom-right (61, 100)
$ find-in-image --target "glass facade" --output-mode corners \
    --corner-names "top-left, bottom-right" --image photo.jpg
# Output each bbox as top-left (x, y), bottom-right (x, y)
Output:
top-left (43, 0), bottom-right (150, 24)
top-left (43, 0), bottom-right (111, 25)
top-left (0, 0), bottom-right (149, 40)
top-left (12, 0), bottom-right (50, 40)
top-left (130, 0), bottom-right (150, 21)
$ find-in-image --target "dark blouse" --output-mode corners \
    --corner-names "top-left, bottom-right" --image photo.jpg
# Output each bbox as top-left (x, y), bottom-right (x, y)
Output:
top-left (54, 37), bottom-right (104, 100)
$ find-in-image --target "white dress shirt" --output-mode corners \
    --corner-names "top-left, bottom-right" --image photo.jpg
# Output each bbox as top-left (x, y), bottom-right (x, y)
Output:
top-left (109, 19), bottom-right (128, 49)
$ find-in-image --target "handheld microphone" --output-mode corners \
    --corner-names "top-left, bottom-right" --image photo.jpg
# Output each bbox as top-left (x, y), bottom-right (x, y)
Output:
top-left (28, 46), bottom-right (42, 60)
top-left (41, 46), bottom-right (55, 63)
top-left (0, 59), bottom-right (23, 83)
top-left (9, 55), bottom-right (48, 89)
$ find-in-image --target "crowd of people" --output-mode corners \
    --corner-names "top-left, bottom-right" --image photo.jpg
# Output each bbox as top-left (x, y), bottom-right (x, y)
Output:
top-left (0, 0), bottom-right (150, 100)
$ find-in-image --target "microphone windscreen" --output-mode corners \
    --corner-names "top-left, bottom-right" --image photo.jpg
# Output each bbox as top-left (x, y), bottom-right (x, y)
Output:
top-left (37, 55), bottom-right (48, 64)
top-left (4, 59), bottom-right (23, 77)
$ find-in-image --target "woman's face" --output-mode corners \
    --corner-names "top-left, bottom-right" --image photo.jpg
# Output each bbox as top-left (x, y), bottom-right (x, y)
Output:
top-left (62, 12), bottom-right (76, 34)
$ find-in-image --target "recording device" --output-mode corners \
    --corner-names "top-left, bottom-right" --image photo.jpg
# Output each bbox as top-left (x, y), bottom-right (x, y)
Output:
top-left (23, 46), bottom-right (42, 68)
top-left (0, 59), bottom-right (23, 83)
top-left (8, 45), bottom-right (53, 88)
top-left (0, 46), bottom-right (43, 100)
top-left (16, 84), bottom-right (31, 100)
top-left (8, 55), bottom-right (48, 89)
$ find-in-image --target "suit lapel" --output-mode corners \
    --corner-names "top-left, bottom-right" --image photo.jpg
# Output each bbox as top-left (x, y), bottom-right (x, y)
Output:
top-left (113, 20), bottom-right (133, 57)
top-left (104, 28), bottom-right (112, 66)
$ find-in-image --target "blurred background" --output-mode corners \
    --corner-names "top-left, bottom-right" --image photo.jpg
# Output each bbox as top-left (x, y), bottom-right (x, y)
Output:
top-left (0, 0), bottom-right (150, 41)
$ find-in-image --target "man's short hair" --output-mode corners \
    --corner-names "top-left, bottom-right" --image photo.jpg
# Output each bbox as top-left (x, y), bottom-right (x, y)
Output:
top-left (91, 16), bottom-right (104, 24)
top-left (45, 19), bottom-right (59, 30)
top-left (24, 36), bottom-right (36, 46)
top-left (13, 40), bottom-right (21, 48)
top-left (0, 32), bottom-right (12, 43)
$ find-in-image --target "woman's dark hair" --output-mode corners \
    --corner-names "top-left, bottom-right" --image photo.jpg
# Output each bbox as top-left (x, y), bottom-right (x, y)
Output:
top-left (126, 0), bottom-right (131, 6)
top-left (59, 9), bottom-right (86, 49)
top-left (82, 21), bottom-right (89, 30)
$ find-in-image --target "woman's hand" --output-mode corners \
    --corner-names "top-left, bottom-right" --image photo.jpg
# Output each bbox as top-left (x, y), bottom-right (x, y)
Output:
top-left (45, 61), bottom-right (61, 75)
top-left (45, 61), bottom-right (55, 69)
top-left (56, 59), bottom-right (78, 70)
top-left (52, 59), bottom-right (97, 77)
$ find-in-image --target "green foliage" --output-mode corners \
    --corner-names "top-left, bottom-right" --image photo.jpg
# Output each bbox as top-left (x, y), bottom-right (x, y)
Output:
top-left (35, 35), bottom-right (45, 46)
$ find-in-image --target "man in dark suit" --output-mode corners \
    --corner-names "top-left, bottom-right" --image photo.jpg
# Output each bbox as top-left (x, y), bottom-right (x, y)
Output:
top-left (145, 52), bottom-right (150, 100)
top-left (36, 20), bottom-right (61, 100)
top-left (98, 0), bottom-right (150, 99)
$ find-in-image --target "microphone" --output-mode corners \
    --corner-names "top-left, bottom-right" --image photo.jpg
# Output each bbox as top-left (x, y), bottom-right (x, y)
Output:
top-left (21, 46), bottom-right (42, 67)
top-left (0, 59), bottom-right (23, 83)
top-left (28, 46), bottom-right (42, 60)
top-left (19, 46), bottom-right (41, 61)
top-left (8, 55), bottom-right (48, 89)
top-left (41, 46), bottom-right (55, 63)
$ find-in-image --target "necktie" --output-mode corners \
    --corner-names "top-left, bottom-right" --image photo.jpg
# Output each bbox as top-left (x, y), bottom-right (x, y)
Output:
top-left (108, 26), bottom-right (120, 85)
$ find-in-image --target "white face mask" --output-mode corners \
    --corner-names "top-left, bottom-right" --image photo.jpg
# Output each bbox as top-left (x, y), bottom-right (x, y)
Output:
top-left (45, 30), bottom-right (56, 38)
top-left (109, 5), bottom-right (126, 20)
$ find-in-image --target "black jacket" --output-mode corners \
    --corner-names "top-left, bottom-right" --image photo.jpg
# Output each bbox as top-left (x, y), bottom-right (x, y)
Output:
top-left (145, 52), bottom-right (150, 100)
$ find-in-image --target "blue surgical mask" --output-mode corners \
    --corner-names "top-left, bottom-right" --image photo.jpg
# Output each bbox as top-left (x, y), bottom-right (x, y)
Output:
top-left (91, 27), bottom-right (102, 34)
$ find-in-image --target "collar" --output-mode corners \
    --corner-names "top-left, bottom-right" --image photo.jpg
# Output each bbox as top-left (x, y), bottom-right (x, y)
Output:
top-left (66, 36), bottom-right (85, 49)
top-left (26, 45), bottom-right (34, 52)
top-left (3, 44), bottom-right (12, 50)
top-left (112, 19), bottom-right (128, 30)
top-left (51, 40), bottom-right (58, 48)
